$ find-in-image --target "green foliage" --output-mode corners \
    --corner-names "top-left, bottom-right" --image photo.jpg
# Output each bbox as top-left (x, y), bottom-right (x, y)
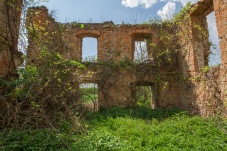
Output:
top-left (0, 130), bottom-right (70, 151)
top-left (201, 66), bottom-right (210, 73)
top-left (88, 106), bottom-right (183, 120)
top-left (0, 50), bottom-right (89, 129)
top-left (1, 107), bottom-right (227, 150)
top-left (80, 87), bottom-right (98, 103)
top-left (74, 107), bottom-right (227, 150)
top-left (171, 3), bottom-right (191, 24)
top-left (80, 24), bottom-right (85, 29)
top-left (7, 50), bottom-right (85, 100)
top-left (136, 86), bottom-right (152, 107)
top-left (81, 94), bottom-right (97, 103)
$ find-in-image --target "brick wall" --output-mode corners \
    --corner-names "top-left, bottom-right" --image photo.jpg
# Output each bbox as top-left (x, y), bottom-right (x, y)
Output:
top-left (178, 0), bottom-right (227, 116)
top-left (213, 0), bottom-right (227, 65)
top-left (0, 0), bottom-right (23, 78)
top-left (26, 6), bottom-right (181, 109)
top-left (25, 0), bottom-right (227, 116)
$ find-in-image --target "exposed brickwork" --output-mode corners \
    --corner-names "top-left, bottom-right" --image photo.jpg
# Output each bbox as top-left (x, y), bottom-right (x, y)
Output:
top-left (26, 6), bottom-right (181, 109)
top-left (213, 0), bottom-right (227, 65)
top-left (26, 6), bottom-right (61, 65)
top-left (178, 0), bottom-right (227, 116)
top-left (1, 0), bottom-right (226, 117)
top-left (0, 0), bottom-right (23, 78)
top-left (25, 0), bottom-right (227, 116)
top-left (177, 0), bottom-right (213, 110)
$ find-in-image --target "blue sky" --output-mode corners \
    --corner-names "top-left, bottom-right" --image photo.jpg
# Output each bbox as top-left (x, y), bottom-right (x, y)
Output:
top-left (37, 0), bottom-right (220, 65)
top-left (39, 0), bottom-right (182, 23)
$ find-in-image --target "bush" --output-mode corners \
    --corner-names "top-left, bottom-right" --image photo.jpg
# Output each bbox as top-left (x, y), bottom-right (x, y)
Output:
top-left (0, 50), bottom-right (91, 129)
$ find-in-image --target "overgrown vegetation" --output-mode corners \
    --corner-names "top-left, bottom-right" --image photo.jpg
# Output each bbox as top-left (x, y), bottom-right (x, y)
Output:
top-left (0, 1), bottom-right (226, 150)
top-left (1, 107), bottom-right (226, 150)
top-left (0, 50), bottom-right (90, 129)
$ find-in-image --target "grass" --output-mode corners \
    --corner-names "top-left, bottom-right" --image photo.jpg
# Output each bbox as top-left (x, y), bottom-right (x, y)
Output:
top-left (81, 93), bottom-right (98, 103)
top-left (1, 107), bottom-right (227, 151)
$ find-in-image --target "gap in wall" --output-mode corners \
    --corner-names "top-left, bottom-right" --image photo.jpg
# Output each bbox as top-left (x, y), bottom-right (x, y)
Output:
top-left (206, 12), bottom-right (221, 66)
top-left (134, 41), bottom-right (149, 63)
top-left (135, 85), bottom-right (155, 108)
top-left (79, 83), bottom-right (98, 104)
top-left (82, 37), bottom-right (98, 62)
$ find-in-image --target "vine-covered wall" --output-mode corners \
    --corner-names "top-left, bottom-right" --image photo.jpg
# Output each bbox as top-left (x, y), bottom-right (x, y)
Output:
top-left (177, 0), bottom-right (227, 116)
top-left (26, 6), bottom-right (182, 109)
top-left (8, 0), bottom-right (226, 117)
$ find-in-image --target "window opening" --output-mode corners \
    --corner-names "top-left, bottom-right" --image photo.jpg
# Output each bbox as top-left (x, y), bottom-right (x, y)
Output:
top-left (134, 41), bottom-right (149, 63)
top-left (82, 37), bottom-right (98, 62)
top-left (206, 12), bottom-right (221, 66)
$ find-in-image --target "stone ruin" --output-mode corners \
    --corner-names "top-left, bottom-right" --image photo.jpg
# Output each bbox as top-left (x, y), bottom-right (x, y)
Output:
top-left (0, 0), bottom-right (227, 117)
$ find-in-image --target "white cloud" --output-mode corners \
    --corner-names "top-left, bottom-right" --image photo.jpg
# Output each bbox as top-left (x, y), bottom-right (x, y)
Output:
top-left (121, 0), bottom-right (157, 9)
top-left (121, 0), bottom-right (199, 9)
top-left (178, 0), bottom-right (198, 6)
top-left (157, 2), bottom-right (176, 20)
top-left (159, 0), bottom-right (198, 6)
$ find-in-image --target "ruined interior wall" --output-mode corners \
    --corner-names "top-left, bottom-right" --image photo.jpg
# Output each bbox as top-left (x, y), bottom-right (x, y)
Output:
top-left (191, 0), bottom-right (227, 117)
top-left (26, 6), bottom-right (61, 65)
top-left (196, 0), bottom-right (227, 117)
top-left (63, 24), bottom-right (180, 108)
top-left (191, 66), bottom-right (227, 117)
top-left (178, 0), bottom-right (213, 111)
top-left (26, 6), bottom-right (180, 109)
top-left (178, 0), bottom-right (212, 76)
top-left (178, 0), bottom-right (227, 117)
top-left (0, 0), bottom-right (23, 77)
top-left (213, 0), bottom-right (227, 65)
top-left (26, 0), bottom-right (227, 115)
top-left (62, 23), bottom-right (160, 62)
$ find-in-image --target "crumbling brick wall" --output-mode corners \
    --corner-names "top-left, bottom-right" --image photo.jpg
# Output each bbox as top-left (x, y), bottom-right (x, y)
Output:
top-left (192, 66), bottom-right (226, 117)
top-left (26, 6), bottom-right (181, 109)
top-left (26, 6), bottom-right (62, 65)
top-left (0, 0), bottom-right (23, 78)
top-left (24, 0), bottom-right (227, 116)
top-left (0, 0), bottom-right (226, 117)
top-left (178, 0), bottom-right (227, 117)
top-left (214, 0), bottom-right (227, 65)
top-left (177, 0), bottom-right (213, 110)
